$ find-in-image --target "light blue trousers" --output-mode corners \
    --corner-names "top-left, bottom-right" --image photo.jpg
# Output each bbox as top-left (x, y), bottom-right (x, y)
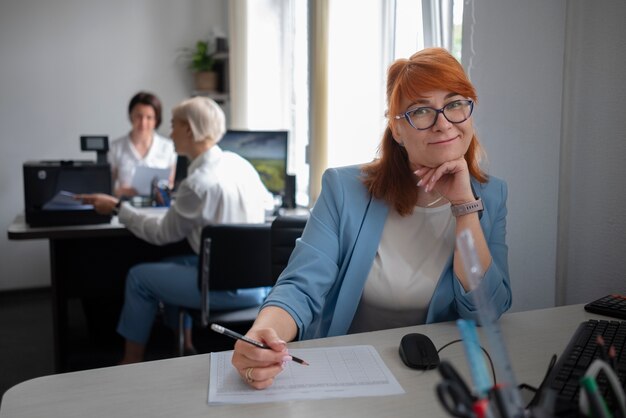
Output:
top-left (117, 254), bottom-right (270, 345)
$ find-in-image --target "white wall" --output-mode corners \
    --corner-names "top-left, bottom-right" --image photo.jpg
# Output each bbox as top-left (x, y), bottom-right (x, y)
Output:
top-left (0, 0), bottom-right (227, 290)
top-left (465, 0), bottom-right (626, 311)
top-left (557, 1), bottom-right (626, 303)
top-left (463, 0), bottom-right (567, 311)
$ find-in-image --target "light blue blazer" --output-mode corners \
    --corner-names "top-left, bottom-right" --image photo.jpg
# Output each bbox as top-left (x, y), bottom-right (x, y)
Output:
top-left (262, 165), bottom-right (511, 340)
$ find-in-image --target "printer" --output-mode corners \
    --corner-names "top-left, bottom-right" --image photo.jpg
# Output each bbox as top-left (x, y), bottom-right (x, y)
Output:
top-left (23, 160), bottom-right (113, 227)
top-left (23, 135), bottom-right (114, 227)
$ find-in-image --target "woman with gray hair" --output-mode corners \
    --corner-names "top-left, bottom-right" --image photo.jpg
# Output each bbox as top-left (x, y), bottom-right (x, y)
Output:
top-left (78, 97), bottom-right (273, 363)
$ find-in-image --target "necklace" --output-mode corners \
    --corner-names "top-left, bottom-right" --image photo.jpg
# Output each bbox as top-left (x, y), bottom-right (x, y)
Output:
top-left (426, 195), bottom-right (445, 207)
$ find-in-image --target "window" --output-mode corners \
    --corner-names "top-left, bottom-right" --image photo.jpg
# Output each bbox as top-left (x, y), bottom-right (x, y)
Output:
top-left (234, 0), bottom-right (462, 206)
top-left (326, 0), bottom-right (387, 170)
top-left (230, 0), bottom-right (309, 206)
top-left (326, 0), bottom-right (463, 169)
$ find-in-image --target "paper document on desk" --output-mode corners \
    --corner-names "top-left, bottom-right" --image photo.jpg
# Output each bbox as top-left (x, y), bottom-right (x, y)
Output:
top-left (42, 191), bottom-right (94, 210)
top-left (132, 166), bottom-right (170, 196)
top-left (208, 345), bottom-right (405, 404)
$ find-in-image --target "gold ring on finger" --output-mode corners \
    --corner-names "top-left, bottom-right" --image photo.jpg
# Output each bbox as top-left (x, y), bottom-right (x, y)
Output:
top-left (245, 367), bottom-right (255, 383)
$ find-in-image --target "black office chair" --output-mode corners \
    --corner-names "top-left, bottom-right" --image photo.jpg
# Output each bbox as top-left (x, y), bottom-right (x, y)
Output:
top-left (176, 223), bottom-right (273, 356)
top-left (270, 214), bottom-right (308, 281)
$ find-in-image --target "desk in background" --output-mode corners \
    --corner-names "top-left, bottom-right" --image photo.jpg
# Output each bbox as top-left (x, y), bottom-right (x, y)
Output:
top-left (7, 212), bottom-right (192, 372)
top-left (6, 207), bottom-right (309, 373)
top-left (0, 304), bottom-right (604, 418)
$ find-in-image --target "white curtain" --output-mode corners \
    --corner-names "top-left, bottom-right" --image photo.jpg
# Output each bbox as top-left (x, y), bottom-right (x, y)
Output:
top-left (228, 0), bottom-right (310, 205)
top-left (228, 0), bottom-right (249, 129)
top-left (422, 0), bottom-right (455, 52)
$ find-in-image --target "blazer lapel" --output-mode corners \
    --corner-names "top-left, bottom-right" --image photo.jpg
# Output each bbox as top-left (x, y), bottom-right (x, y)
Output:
top-left (327, 196), bottom-right (389, 336)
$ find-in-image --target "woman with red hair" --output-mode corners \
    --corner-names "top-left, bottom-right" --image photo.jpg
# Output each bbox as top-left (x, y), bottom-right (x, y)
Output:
top-left (232, 48), bottom-right (511, 389)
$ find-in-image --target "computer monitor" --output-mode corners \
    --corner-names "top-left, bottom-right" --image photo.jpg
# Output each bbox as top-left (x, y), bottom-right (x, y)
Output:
top-left (218, 130), bottom-right (289, 197)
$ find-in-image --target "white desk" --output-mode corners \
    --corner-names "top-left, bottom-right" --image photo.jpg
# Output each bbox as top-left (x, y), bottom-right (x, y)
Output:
top-left (0, 304), bottom-right (604, 418)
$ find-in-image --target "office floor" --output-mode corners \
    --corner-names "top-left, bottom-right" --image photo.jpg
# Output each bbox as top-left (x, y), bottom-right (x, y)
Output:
top-left (0, 288), bottom-right (54, 399)
top-left (0, 288), bottom-right (238, 400)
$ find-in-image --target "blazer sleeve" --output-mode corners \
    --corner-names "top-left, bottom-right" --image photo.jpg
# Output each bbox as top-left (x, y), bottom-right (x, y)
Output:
top-left (452, 179), bottom-right (512, 322)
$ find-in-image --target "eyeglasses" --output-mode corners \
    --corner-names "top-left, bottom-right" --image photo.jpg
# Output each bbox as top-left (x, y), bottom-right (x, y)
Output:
top-left (393, 99), bottom-right (474, 130)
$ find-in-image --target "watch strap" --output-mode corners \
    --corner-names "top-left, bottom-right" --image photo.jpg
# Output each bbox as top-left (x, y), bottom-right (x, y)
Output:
top-left (112, 199), bottom-right (122, 216)
top-left (451, 198), bottom-right (483, 217)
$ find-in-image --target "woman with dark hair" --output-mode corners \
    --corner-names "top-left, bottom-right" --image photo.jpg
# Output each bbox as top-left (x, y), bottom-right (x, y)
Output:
top-left (109, 91), bottom-right (177, 197)
top-left (231, 48), bottom-right (512, 389)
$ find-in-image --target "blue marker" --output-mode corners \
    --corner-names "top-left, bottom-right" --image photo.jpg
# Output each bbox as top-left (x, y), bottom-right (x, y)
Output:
top-left (457, 319), bottom-right (492, 398)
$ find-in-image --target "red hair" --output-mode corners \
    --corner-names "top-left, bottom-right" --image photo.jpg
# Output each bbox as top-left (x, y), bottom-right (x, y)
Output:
top-left (362, 48), bottom-right (487, 216)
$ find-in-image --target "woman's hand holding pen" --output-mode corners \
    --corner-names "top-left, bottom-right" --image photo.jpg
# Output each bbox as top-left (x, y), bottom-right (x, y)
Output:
top-left (231, 328), bottom-right (292, 389)
top-left (414, 156), bottom-right (474, 205)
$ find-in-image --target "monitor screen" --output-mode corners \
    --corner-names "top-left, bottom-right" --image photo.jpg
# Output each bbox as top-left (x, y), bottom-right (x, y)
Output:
top-left (218, 130), bottom-right (288, 196)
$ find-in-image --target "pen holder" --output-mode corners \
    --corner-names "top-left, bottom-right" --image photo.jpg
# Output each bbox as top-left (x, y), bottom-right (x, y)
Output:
top-left (435, 360), bottom-right (555, 418)
top-left (151, 177), bottom-right (171, 207)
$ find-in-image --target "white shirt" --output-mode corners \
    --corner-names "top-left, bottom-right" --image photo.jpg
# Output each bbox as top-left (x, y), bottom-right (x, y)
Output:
top-left (118, 145), bottom-right (273, 254)
top-left (108, 132), bottom-right (177, 190)
top-left (348, 204), bottom-right (455, 333)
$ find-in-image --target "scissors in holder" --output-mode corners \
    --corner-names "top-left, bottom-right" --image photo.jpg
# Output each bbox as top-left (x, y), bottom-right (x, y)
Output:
top-left (438, 361), bottom-right (475, 401)
top-left (436, 380), bottom-right (477, 418)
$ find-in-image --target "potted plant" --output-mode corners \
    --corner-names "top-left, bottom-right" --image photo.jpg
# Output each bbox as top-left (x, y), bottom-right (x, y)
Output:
top-left (189, 40), bottom-right (218, 91)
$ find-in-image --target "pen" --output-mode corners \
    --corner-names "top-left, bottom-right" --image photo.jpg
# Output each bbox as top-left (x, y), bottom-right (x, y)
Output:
top-left (596, 335), bottom-right (610, 363)
top-left (580, 375), bottom-right (612, 418)
top-left (596, 335), bottom-right (618, 372)
top-left (582, 359), bottom-right (625, 418)
top-left (210, 323), bottom-right (309, 366)
top-left (608, 345), bottom-right (618, 372)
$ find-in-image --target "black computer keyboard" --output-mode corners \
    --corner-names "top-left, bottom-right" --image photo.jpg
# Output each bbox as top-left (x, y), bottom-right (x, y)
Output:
top-left (540, 319), bottom-right (626, 417)
top-left (585, 294), bottom-right (626, 320)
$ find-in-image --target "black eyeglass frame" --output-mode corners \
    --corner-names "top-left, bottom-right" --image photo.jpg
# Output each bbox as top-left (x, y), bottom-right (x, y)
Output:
top-left (393, 99), bottom-right (474, 131)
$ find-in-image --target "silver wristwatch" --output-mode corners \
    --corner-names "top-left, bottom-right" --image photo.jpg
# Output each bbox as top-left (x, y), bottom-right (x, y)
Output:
top-left (450, 198), bottom-right (483, 217)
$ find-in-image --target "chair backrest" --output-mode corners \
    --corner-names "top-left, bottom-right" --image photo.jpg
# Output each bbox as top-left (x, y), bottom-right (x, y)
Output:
top-left (270, 215), bottom-right (308, 281)
top-left (198, 223), bottom-right (273, 294)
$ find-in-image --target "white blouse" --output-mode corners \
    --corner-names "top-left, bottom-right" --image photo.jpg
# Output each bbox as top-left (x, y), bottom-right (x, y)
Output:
top-left (108, 132), bottom-right (177, 190)
top-left (348, 203), bottom-right (455, 333)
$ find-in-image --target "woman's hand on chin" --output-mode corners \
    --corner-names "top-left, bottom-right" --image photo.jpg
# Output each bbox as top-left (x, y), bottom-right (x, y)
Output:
top-left (413, 157), bottom-right (474, 203)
